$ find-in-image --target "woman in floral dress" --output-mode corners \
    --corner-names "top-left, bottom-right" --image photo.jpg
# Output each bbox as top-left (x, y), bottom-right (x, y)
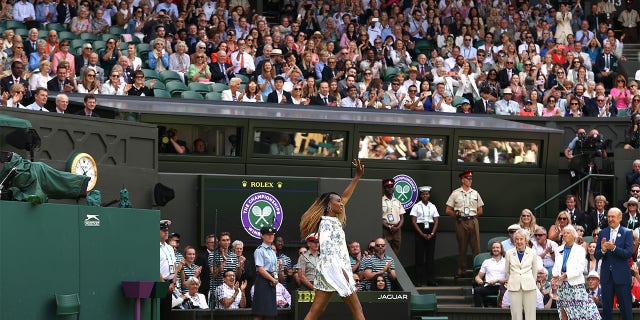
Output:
top-left (299, 159), bottom-right (365, 320)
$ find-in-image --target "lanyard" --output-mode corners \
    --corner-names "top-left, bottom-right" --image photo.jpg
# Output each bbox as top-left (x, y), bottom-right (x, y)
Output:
top-left (419, 202), bottom-right (431, 222)
top-left (160, 243), bottom-right (175, 269)
top-left (462, 190), bottom-right (471, 208)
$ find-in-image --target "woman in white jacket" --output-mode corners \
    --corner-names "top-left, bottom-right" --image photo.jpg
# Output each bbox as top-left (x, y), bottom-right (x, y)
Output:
top-left (552, 225), bottom-right (601, 320)
top-left (505, 229), bottom-right (538, 320)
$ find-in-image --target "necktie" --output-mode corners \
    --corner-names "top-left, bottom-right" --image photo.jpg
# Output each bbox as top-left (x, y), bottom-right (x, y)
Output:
top-left (484, 100), bottom-right (488, 112)
top-left (220, 64), bottom-right (228, 83)
top-left (323, 96), bottom-right (328, 105)
top-left (232, 94), bottom-right (237, 101)
top-left (605, 55), bottom-right (610, 69)
top-left (65, 5), bottom-right (71, 23)
top-left (32, 41), bottom-right (36, 51)
top-left (240, 53), bottom-right (244, 69)
top-left (610, 228), bottom-right (617, 241)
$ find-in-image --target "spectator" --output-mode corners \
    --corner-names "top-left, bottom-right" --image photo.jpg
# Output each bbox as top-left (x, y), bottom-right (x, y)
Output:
top-left (70, 6), bottom-right (91, 34)
top-left (532, 226), bottom-right (558, 274)
top-left (169, 41), bottom-right (190, 83)
top-left (13, 0), bottom-right (36, 28)
top-left (363, 238), bottom-right (396, 291)
top-left (54, 93), bottom-right (68, 114)
top-left (102, 67), bottom-right (129, 95)
top-left (208, 232), bottom-right (239, 300)
top-left (90, 7), bottom-right (109, 35)
top-left (502, 224), bottom-right (522, 252)
top-left (586, 270), bottom-right (602, 308)
top-left (505, 228), bottom-right (538, 320)
top-left (112, 0), bottom-right (131, 29)
top-left (242, 80), bottom-right (263, 103)
top-left (75, 94), bottom-right (99, 117)
top-left (594, 43), bottom-right (617, 89)
top-left (266, 76), bottom-right (291, 104)
top-left (1, 83), bottom-right (26, 108)
top-left (53, 40), bottom-right (77, 77)
top-left (221, 77), bottom-right (242, 101)
top-left (519, 209), bottom-right (539, 235)
top-left (273, 236), bottom-right (292, 286)
top-left (622, 197), bottom-right (640, 230)
top-left (196, 235), bottom-right (216, 297)
top-left (297, 233), bottom-right (319, 291)
top-left (117, 56), bottom-right (134, 84)
top-left (47, 65), bottom-right (74, 93)
top-left (250, 280), bottom-right (291, 309)
top-left (290, 83), bottom-right (309, 105)
top-left (494, 88), bottom-right (520, 115)
top-left (149, 38), bottom-right (170, 73)
top-left (340, 85), bottom-right (363, 108)
top-left (564, 194), bottom-right (586, 231)
top-left (23, 87), bottom-right (48, 111)
top-left (127, 70), bottom-right (155, 96)
top-left (549, 211), bottom-right (572, 243)
top-left (585, 241), bottom-right (602, 276)
top-left (215, 270), bottom-right (247, 309)
top-left (179, 277), bottom-right (209, 309)
top-left (177, 246), bottom-right (202, 294)
top-left (210, 50), bottom-right (234, 85)
top-left (29, 60), bottom-right (51, 91)
top-left (473, 241), bottom-right (506, 307)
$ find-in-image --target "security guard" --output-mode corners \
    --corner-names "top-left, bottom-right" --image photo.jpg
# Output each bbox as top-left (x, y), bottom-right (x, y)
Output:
top-left (382, 178), bottom-right (404, 255)
top-left (160, 219), bottom-right (177, 318)
top-left (410, 186), bottom-right (440, 286)
top-left (446, 171), bottom-right (484, 278)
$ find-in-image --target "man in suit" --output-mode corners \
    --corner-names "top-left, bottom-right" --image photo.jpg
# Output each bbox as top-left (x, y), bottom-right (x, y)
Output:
top-left (56, 0), bottom-right (76, 26)
top-left (47, 65), bottom-right (74, 93)
top-left (309, 81), bottom-right (337, 106)
top-left (497, 58), bottom-right (518, 88)
top-left (23, 28), bottom-right (39, 57)
top-left (221, 77), bottom-right (242, 101)
top-left (594, 43), bottom-right (617, 90)
top-left (595, 207), bottom-right (634, 320)
top-left (266, 76), bottom-right (291, 104)
top-left (472, 87), bottom-right (493, 114)
top-left (210, 50), bottom-right (234, 84)
top-left (74, 94), bottom-right (100, 117)
top-left (321, 57), bottom-right (341, 82)
top-left (564, 194), bottom-right (585, 229)
top-left (586, 4), bottom-right (606, 33)
top-left (0, 61), bottom-right (31, 102)
top-left (23, 87), bottom-right (49, 111)
top-left (195, 235), bottom-right (215, 296)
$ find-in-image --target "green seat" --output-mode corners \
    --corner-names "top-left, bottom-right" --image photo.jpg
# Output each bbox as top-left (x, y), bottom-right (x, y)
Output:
top-left (79, 33), bottom-right (97, 41)
top-left (188, 82), bottom-right (211, 93)
top-left (236, 74), bottom-right (249, 83)
top-left (181, 90), bottom-right (204, 100)
top-left (109, 26), bottom-right (125, 35)
top-left (210, 82), bottom-right (228, 93)
top-left (383, 67), bottom-right (400, 82)
top-left (38, 29), bottom-right (48, 39)
top-left (71, 39), bottom-right (85, 49)
top-left (148, 79), bottom-right (165, 90)
top-left (154, 89), bottom-right (171, 98)
top-left (55, 293), bottom-right (80, 319)
top-left (5, 20), bottom-right (24, 30)
top-left (582, 235), bottom-right (593, 244)
top-left (92, 41), bottom-right (106, 50)
top-left (14, 28), bottom-right (28, 38)
top-left (58, 31), bottom-right (75, 41)
top-left (205, 92), bottom-right (222, 100)
top-left (159, 70), bottom-right (181, 83)
top-left (119, 41), bottom-right (129, 50)
top-left (47, 23), bottom-right (66, 32)
top-left (410, 293), bottom-right (438, 319)
top-left (486, 236), bottom-right (508, 251)
top-left (141, 69), bottom-right (158, 80)
top-left (166, 81), bottom-right (188, 97)
top-left (136, 43), bottom-right (151, 54)
top-left (101, 33), bottom-right (118, 42)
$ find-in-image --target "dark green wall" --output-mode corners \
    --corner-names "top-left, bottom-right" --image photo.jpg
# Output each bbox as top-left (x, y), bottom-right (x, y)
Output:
top-left (0, 201), bottom-right (159, 320)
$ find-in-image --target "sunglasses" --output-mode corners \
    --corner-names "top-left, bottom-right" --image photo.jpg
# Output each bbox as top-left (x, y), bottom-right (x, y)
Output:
top-left (632, 189), bottom-right (640, 192)
top-left (570, 102), bottom-right (579, 105)
top-left (87, 74), bottom-right (95, 77)
top-left (111, 74), bottom-right (120, 77)
top-left (375, 244), bottom-right (385, 247)
top-left (558, 217), bottom-right (567, 220)
top-left (293, 88), bottom-right (302, 90)
top-left (509, 230), bottom-right (517, 234)
top-left (534, 234), bottom-right (545, 237)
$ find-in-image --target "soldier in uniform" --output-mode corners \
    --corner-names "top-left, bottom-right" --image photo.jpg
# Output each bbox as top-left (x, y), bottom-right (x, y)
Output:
top-left (446, 171), bottom-right (484, 277)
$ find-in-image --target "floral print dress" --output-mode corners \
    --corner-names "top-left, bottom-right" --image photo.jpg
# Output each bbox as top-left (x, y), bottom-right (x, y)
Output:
top-left (315, 215), bottom-right (357, 297)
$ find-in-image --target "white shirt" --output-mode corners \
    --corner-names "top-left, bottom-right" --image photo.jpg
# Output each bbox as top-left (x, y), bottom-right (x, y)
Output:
top-left (340, 96), bottom-right (363, 108)
top-left (13, 0), bottom-right (35, 22)
top-left (22, 102), bottom-right (49, 112)
top-left (160, 241), bottom-right (176, 280)
top-left (532, 240), bottom-right (558, 268)
top-left (230, 51), bottom-right (255, 73)
top-left (479, 256), bottom-right (506, 283)
top-left (215, 283), bottom-right (242, 309)
top-left (409, 201), bottom-right (439, 229)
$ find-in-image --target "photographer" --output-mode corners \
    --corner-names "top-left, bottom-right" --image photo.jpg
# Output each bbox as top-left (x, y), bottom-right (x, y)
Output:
top-left (160, 128), bottom-right (188, 154)
top-left (565, 128), bottom-right (607, 181)
top-left (624, 113), bottom-right (640, 150)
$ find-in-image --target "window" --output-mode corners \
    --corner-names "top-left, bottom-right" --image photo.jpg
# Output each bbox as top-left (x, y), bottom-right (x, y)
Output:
top-left (358, 135), bottom-right (446, 162)
top-left (158, 125), bottom-right (241, 156)
top-left (457, 139), bottom-right (539, 165)
top-left (253, 129), bottom-right (346, 158)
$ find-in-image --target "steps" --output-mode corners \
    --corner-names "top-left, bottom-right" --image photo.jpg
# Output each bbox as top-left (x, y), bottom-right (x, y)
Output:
top-left (416, 276), bottom-right (474, 308)
top-left (622, 43), bottom-right (640, 62)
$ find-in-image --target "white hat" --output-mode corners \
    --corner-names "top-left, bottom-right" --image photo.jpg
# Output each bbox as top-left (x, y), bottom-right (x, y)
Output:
top-left (586, 270), bottom-right (600, 279)
top-left (418, 186), bottom-right (432, 193)
top-left (624, 197), bottom-right (639, 208)
top-left (507, 224), bottom-right (521, 231)
top-left (503, 88), bottom-right (513, 94)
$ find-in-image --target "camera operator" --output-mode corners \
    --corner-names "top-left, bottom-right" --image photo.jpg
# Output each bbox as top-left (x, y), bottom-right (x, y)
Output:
top-left (624, 113), bottom-right (640, 150)
top-left (565, 128), bottom-right (607, 181)
top-left (160, 128), bottom-right (188, 154)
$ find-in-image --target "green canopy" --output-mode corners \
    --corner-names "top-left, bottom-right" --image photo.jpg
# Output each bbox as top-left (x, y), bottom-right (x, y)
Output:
top-left (0, 114), bottom-right (32, 129)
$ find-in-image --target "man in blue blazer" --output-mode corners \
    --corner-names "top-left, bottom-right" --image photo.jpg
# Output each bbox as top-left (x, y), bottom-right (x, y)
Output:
top-left (595, 207), bottom-right (634, 320)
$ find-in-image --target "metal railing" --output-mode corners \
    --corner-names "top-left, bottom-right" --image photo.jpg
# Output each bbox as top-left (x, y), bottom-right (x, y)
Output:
top-left (534, 173), bottom-right (616, 216)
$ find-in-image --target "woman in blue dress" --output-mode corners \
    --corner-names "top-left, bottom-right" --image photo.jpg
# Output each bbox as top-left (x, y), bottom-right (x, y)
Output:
top-left (252, 226), bottom-right (278, 320)
top-left (299, 159), bottom-right (365, 320)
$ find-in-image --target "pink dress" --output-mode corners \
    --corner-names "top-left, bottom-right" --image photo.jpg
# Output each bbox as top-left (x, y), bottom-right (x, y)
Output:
top-left (541, 107), bottom-right (560, 117)
top-left (610, 88), bottom-right (630, 111)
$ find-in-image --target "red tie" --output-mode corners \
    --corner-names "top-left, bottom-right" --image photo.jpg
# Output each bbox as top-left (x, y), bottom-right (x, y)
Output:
top-left (240, 53), bottom-right (244, 69)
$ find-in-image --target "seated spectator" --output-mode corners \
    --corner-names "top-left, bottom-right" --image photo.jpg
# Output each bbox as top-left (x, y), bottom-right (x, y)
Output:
top-left (27, 39), bottom-right (47, 72)
top-left (8, 40), bottom-right (28, 70)
top-left (541, 96), bottom-right (563, 117)
top-left (532, 226), bottom-right (558, 274)
top-left (23, 87), bottom-right (49, 111)
top-left (127, 70), bottom-right (155, 96)
top-left (77, 68), bottom-right (102, 94)
top-left (250, 281), bottom-right (292, 308)
top-left (242, 80), bottom-right (263, 103)
top-left (371, 275), bottom-right (388, 291)
top-left (495, 88), bottom-right (520, 115)
top-left (149, 38), bottom-right (170, 73)
top-left (176, 277), bottom-right (209, 309)
top-left (586, 270), bottom-right (602, 308)
top-left (70, 6), bottom-right (92, 34)
top-left (117, 56), bottom-right (134, 84)
top-left (47, 65), bottom-right (74, 93)
top-left (504, 220), bottom-right (527, 255)
top-left (193, 139), bottom-right (207, 154)
top-left (536, 268), bottom-right (555, 308)
top-left (474, 241), bottom-right (506, 307)
top-left (28, 60), bottom-right (51, 91)
top-left (257, 61), bottom-right (275, 96)
top-left (290, 83), bottom-right (309, 105)
top-left (328, 79), bottom-right (342, 106)
top-left (74, 94), bottom-right (99, 117)
top-left (340, 85), bottom-right (363, 108)
top-left (169, 41), bottom-right (190, 83)
top-left (1, 83), bottom-right (26, 108)
top-left (125, 44), bottom-right (142, 72)
top-left (112, 0), bottom-right (131, 29)
top-left (399, 85), bottom-right (423, 111)
top-left (90, 7), bottom-right (109, 35)
top-left (215, 270), bottom-right (247, 309)
top-left (222, 77), bottom-right (242, 101)
top-left (79, 53), bottom-right (105, 83)
top-left (434, 91), bottom-right (456, 113)
top-left (51, 39), bottom-right (74, 77)
top-left (102, 66), bottom-right (130, 95)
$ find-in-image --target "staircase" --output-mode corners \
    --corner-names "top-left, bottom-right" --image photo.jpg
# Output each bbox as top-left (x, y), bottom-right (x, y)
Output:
top-left (416, 275), bottom-right (474, 308)
top-left (622, 43), bottom-right (640, 63)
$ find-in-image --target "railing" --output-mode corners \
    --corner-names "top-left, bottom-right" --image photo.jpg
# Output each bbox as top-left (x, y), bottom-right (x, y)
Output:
top-left (534, 173), bottom-right (616, 215)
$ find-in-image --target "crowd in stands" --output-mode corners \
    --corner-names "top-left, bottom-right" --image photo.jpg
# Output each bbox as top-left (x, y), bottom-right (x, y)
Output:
top-left (1, 0), bottom-right (640, 118)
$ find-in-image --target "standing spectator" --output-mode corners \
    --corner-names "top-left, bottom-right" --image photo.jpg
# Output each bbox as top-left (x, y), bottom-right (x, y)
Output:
top-left (551, 225), bottom-right (601, 320)
top-left (148, 38), bottom-right (169, 73)
top-left (177, 246), bottom-right (201, 294)
top-left (215, 270), bottom-right (247, 309)
top-left (297, 233), bottom-right (319, 291)
top-left (555, 3), bottom-right (573, 45)
top-left (473, 241), bottom-right (506, 307)
top-left (565, 194), bottom-right (586, 231)
top-left (594, 43), bottom-right (617, 90)
top-left (381, 178), bottom-right (404, 255)
top-left (446, 170), bottom-right (484, 278)
top-left (112, 0), bottom-right (131, 29)
top-left (505, 229), bottom-right (538, 320)
top-left (274, 236), bottom-right (292, 286)
top-left (99, 38), bottom-right (121, 77)
top-left (595, 207), bottom-right (634, 320)
top-left (208, 232), bottom-right (239, 301)
top-left (159, 220), bottom-right (177, 319)
top-left (410, 186), bottom-right (439, 286)
top-left (127, 70), bottom-right (155, 96)
top-left (618, 2), bottom-right (640, 43)
top-left (532, 226), bottom-right (558, 274)
top-left (196, 235), bottom-right (216, 297)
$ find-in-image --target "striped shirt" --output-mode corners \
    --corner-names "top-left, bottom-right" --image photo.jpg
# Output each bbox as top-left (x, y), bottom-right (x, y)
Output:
top-left (362, 254), bottom-right (395, 291)
top-left (179, 262), bottom-right (200, 294)
top-left (208, 249), bottom-right (238, 295)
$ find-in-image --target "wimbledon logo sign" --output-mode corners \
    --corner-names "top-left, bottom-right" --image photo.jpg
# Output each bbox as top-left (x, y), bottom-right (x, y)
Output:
top-left (241, 192), bottom-right (284, 239)
top-left (393, 174), bottom-right (418, 210)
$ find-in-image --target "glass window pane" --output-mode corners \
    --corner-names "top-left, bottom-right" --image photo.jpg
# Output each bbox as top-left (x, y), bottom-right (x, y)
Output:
top-left (253, 129), bottom-right (346, 159)
top-left (358, 135), bottom-right (446, 161)
top-left (457, 139), bottom-right (539, 165)
top-left (158, 125), bottom-right (241, 156)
